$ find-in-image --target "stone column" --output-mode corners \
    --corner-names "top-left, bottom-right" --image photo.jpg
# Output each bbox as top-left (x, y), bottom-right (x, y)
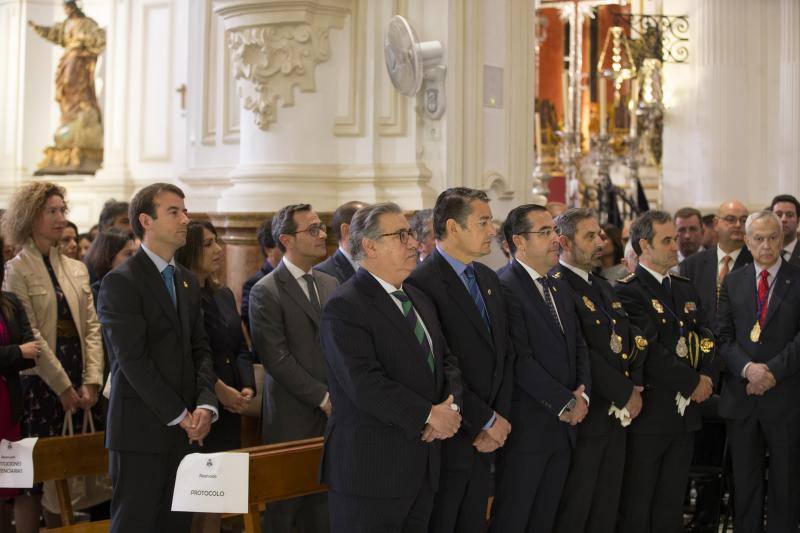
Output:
top-left (776, 0), bottom-right (800, 193)
top-left (207, 212), bottom-right (266, 305)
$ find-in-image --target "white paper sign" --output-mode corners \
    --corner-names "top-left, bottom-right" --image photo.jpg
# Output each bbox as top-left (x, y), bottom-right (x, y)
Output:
top-left (0, 438), bottom-right (38, 488)
top-left (171, 452), bottom-right (249, 514)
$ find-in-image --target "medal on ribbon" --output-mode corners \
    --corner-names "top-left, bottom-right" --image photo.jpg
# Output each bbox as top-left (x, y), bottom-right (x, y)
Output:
top-left (676, 336), bottom-right (689, 358)
top-left (750, 322), bottom-right (761, 343)
top-left (609, 332), bottom-right (623, 354)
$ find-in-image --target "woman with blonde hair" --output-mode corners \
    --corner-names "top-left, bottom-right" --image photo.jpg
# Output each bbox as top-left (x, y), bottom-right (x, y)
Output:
top-left (2, 181), bottom-right (104, 530)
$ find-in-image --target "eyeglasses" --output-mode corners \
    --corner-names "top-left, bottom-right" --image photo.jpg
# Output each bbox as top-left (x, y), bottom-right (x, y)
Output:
top-left (720, 215), bottom-right (748, 226)
top-left (519, 228), bottom-right (555, 239)
top-left (378, 228), bottom-right (417, 244)
top-left (288, 223), bottom-right (327, 237)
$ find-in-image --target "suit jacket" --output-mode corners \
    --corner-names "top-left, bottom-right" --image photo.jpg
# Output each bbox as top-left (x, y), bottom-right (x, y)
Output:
top-left (4, 240), bottom-right (103, 394)
top-left (615, 265), bottom-right (719, 434)
top-left (240, 259), bottom-right (274, 333)
top-left (551, 264), bottom-right (647, 437)
top-left (314, 249), bottom-right (356, 284)
top-left (97, 249), bottom-right (217, 453)
top-left (783, 240), bottom-right (800, 268)
top-left (499, 260), bottom-right (591, 453)
top-left (320, 267), bottom-right (463, 498)
top-left (679, 245), bottom-right (752, 325)
top-left (249, 261), bottom-right (338, 443)
top-left (0, 293), bottom-right (37, 423)
top-left (405, 249), bottom-right (514, 469)
top-left (717, 261), bottom-right (800, 421)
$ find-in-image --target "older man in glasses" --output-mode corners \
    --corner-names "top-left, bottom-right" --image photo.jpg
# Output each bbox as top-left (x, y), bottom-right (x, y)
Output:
top-left (249, 203), bottom-right (339, 533)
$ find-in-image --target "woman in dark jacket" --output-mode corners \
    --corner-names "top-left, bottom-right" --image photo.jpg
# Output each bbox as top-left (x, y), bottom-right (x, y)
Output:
top-left (0, 235), bottom-right (41, 530)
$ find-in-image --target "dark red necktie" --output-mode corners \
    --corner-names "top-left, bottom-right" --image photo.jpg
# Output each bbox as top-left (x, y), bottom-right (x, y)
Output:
top-left (757, 269), bottom-right (770, 326)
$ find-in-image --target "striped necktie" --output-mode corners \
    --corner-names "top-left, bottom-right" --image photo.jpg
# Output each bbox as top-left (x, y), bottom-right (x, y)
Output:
top-left (392, 290), bottom-right (435, 374)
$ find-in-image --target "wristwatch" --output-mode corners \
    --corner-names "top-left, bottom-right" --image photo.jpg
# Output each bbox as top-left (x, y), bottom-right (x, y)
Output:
top-left (450, 403), bottom-right (460, 412)
top-left (563, 398), bottom-right (577, 412)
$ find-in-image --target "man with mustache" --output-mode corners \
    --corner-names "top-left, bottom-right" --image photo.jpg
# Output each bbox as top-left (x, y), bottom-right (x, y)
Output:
top-left (717, 210), bottom-right (800, 532)
top-left (550, 208), bottom-right (648, 533)
top-left (320, 202), bottom-right (463, 532)
top-left (491, 204), bottom-right (590, 533)
top-left (406, 187), bottom-right (514, 533)
top-left (615, 211), bottom-right (719, 533)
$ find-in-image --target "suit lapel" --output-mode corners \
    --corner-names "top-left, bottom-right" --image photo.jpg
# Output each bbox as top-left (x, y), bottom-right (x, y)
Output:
top-left (405, 285), bottom-right (440, 383)
top-left (134, 251), bottom-right (181, 335)
top-left (334, 250), bottom-right (356, 280)
top-left (511, 261), bottom-right (565, 342)
top-left (276, 263), bottom-right (320, 325)
top-left (763, 262), bottom-right (791, 330)
top-left (738, 263), bottom-right (758, 326)
top-left (174, 266), bottom-right (192, 351)
top-left (435, 252), bottom-right (493, 349)
top-left (733, 247), bottom-right (753, 270)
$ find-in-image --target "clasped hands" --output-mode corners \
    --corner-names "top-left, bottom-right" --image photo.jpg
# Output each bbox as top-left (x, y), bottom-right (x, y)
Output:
top-left (745, 363), bottom-right (776, 396)
top-left (624, 385), bottom-right (645, 420)
top-left (421, 395), bottom-right (461, 443)
top-left (690, 375), bottom-right (714, 403)
top-left (558, 385), bottom-right (589, 426)
top-left (59, 384), bottom-right (99, 414)
top-left (216, 380), bottom-right (254, 414)
top-left (472, 414), bottom-right (511, 453)
top-left (179, 409), bottom-right (213, 446)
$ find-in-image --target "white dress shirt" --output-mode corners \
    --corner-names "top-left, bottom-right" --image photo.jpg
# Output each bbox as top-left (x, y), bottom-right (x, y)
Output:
top-left (559, 259), bottom-right (590, 284)
top-left (283, 256), bottom-right (319, 305)
top-left (782, 238), bottom-right (797, 261)
top-left (717, 245), bottom-right (743, 276)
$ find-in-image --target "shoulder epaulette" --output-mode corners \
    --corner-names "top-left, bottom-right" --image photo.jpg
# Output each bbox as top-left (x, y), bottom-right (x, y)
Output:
top-left (670, 273), bottom-right (690, 282)
top-left (617, 272), bottom-right (636, 284)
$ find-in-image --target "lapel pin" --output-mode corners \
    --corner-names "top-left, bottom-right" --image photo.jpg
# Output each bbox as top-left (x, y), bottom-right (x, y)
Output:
top-left (487, 289), bottom-right (492, 295)
top-left (183, 281), bottom-right (189, 288)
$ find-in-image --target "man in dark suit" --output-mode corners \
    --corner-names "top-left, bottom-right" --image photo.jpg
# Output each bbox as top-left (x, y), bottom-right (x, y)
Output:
top-left (97, 183), bottom-right (218, 533)
top-left (314, 200), bottom-right (368, 283)
top-left (674, 207), bottom-right (705, 265)
top-left (405, 187), bottom-right (514, 533)
top-left (320, 202), bottom-right (463, 532)
top-left (551, 208), bottom-right (648, 533)
top-left (771, 194), bottom-right (800, 267)
top-left (615, 210), bottom-right (718, 533)
top-left (491, 204), bottom-right (591, 533)
top-left (679, 200), bottom-right (752, 325)
top-left (249, 203), bottom-right (338, 532)
top-left (717, 210), bottom-right (800, 532)
top-left (241, 219), bottom-right (282, 333)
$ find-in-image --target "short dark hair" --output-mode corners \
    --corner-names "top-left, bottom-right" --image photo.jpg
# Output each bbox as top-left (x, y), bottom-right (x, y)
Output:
top-left (271, 204), bottom-right (311, 253)
top-left (410, 209), bottom-right (434, 243)
top-left (554, 207), bottom-right (596, 241)
top-left (701, 213), bottom-right (715, 228)
top-left (175, 220), bottom-right (220, 288)
top-left (129, 183), bottom-right (185, 240)
top-left (603, 224), bottom-right (624, 264)
top-left (77, 233), bottom-right (92, 244)
top-left (65, 220), bottom-right (78, 234)
top-left (630, 210), bottom-right (672, 255)
top-left (504, 204), bottom-right (547, 255)
top-left (674, 207), bottom-right (702, 223)
top-left (433, 187), bottom-right (490, 240)
top-left (84, 227), bottom-right (136, 280)
top-left (99, 199), bottom-right (130, 232)
top-left (332, 201), bottom-right (367, 242)
top-left (771, 194), bottom-right (800, 216)
top-left (257, 219), bottom-right (276, 255)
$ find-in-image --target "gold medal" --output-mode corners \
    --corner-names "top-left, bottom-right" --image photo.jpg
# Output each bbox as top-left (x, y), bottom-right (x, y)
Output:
top-left (651, 299), bottom-right (664, 313)
top-left (676, 336), bottom-right (688, 358)
top-left (635, 336), bottom-right (648, 349)
top-left (583, 296), bottom-right (596, 312)
top-left (612, 301), bottom-right (623, 309)
top-left (700, 338), bottom-right (714, 353)
top-left (750, 322), bottom-right (761, 343)
top-left (684, 301), bottom-right (697, 312)
top-left (609, 332), bottom-right (623, 354)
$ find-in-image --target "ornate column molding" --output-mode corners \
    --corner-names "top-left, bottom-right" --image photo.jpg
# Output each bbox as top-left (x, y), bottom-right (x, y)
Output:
top-left (214, 0), bottom-right (353, 130)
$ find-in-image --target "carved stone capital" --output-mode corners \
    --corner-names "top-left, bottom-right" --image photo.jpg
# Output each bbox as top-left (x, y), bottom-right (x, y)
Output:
top-left (214, 0), bottom-right (352, 130)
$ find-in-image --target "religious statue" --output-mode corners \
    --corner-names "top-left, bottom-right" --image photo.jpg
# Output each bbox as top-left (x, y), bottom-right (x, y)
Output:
top-left (29, 1), bottom-right (105, 175)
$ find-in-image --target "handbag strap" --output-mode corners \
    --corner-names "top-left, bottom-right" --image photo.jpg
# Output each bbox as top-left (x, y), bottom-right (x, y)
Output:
top-left (82, 409), bottom-right (96, 434)
top-left (61, 412), bottom-right (74, 437)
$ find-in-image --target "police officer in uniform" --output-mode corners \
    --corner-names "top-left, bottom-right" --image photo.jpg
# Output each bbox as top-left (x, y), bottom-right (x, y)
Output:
top-left (550, 208), bottom-right (649, 533)
top-left (614, 211), bottom-right (719, 533)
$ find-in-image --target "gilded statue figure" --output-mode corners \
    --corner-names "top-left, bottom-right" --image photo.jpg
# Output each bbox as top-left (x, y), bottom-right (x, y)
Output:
top-left (29, 1), bottom-right (106, 175)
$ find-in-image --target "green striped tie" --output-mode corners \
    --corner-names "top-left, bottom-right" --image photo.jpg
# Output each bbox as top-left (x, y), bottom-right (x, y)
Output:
top-left (392, 290), bottom-right (435, 373)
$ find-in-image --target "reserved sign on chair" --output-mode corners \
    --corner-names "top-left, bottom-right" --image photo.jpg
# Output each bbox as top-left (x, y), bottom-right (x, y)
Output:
top-left (0, 438), bottom-right (38, 488)
top-left (171, 452), bottom-right (249, 514)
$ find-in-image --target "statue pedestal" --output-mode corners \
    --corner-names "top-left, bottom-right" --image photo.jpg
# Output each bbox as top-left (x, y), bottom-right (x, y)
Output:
top-left (34, 147), bottom-right (103, 176)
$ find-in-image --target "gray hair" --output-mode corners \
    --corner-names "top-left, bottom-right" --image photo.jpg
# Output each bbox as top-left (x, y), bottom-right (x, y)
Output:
top-left (555, 207), bottom-right (597, 240)
top-left (629, 210), bottom-right (672, 255)
top-left (745, 210), bottom-right (781, 235)
top-left (410, 209), bottom-right (433, 243)
top-left (349, 202), bottom-right (404, 261)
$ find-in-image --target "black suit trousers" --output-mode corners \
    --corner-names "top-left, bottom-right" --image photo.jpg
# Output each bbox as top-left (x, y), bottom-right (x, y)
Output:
top-left (329, 480), bottom-right (435, 533)
top-left (489, 448), bottom-right (571, 533)
top-left (108, 450), bottom-right (191, 533)
top-left (618, 431), bottom-right (694, 533)
top-left (728, 414), bottom-right (799, 533)
top-left (428, 454), bottom-right (491, 533)
top-left (553, 425), bottom-right (626, 533)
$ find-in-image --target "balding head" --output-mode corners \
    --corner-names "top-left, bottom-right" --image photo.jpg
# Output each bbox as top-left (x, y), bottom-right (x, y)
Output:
top-left (715, 200), bottom-right (749, 252)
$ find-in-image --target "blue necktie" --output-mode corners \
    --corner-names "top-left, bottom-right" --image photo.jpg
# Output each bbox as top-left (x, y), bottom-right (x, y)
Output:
top-left (463, 265), bottom-right (491, 331)
top-left (161, 265), bottom-right (177, 307)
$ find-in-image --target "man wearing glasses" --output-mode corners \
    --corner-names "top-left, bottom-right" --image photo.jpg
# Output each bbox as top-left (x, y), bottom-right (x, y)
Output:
top-left (320, 202), bottom-right (463, 532)
top-left (680, 200), bottom-right (752, 326)
top-left (406, 187), bottom-right (514, 533)
top-left (249, 203), bottom-right (338, 533)
top-left (491, 204), bottom-right (590, 533)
